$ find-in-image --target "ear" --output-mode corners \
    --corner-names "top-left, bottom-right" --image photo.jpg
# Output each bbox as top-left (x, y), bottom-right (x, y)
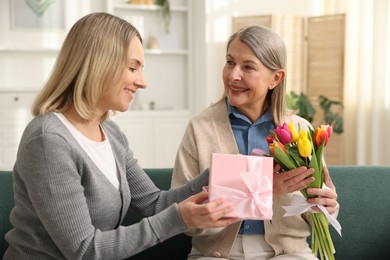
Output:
top-left (269, 69), bottom-right (286, 90)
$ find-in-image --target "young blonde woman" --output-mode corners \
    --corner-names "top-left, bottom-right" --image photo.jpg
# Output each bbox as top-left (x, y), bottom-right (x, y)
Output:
top-left (172, 25), bottom-right (339, 260)
top-left (3, 13), bottom-right (238, 259)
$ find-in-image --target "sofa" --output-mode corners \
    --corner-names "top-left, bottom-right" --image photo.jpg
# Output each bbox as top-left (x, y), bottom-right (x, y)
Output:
top-left (1, 166), bottom-right (390, 260)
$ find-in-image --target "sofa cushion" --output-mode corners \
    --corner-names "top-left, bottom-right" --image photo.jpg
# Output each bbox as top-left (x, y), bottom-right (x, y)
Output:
top-left (123, 168), bottom-right (191, 259)
top-left (327, 166), bottom-right (390, 260)
top-left (0, 171), bottom-right (14, 256)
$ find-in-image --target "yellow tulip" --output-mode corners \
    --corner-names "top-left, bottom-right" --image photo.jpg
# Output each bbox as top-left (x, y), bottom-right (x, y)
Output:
top-left (298, 135), bottom-right (312, 157)
top-left (299, 129), bottom-right (308, 140)
top-left (288, 123), bottom-right (299, 142)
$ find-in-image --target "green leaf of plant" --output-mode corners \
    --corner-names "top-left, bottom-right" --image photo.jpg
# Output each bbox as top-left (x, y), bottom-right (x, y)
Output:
top-left (287, 146), bottom-right (306, 167)
top-left (274, 145), bottom-right (297, 170)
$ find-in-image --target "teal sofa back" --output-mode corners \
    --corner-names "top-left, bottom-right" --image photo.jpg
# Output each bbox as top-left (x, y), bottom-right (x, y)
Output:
top-left (327, 166), bottom-right (390, 260)
top-left (1, 166), bottom-right (390, 259)
top-left (0, 171), bottom-right (14, 258)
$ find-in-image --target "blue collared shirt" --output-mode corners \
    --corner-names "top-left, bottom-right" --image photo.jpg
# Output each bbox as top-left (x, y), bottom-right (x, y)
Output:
top-left (227, 100), bottom-right (275, 235)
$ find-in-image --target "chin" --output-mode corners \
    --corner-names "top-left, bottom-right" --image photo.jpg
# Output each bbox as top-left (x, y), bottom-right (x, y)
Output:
top-left (116, 104), bottom-right (130, 112)
top-left (227, 96), bottom-right (243, 106)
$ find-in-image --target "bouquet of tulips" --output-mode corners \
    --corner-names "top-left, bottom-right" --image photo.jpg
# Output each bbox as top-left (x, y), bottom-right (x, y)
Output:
top-left (267, 123), bottom-right (341, 260)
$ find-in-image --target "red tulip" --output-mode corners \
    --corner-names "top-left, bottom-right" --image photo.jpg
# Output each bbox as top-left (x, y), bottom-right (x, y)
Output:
top-left (314, 125), bottom-right (333, 147)
top-left (266, 133), bottom-right (274, 145)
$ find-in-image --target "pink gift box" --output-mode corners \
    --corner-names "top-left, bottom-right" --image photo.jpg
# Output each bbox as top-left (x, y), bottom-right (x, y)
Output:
top-left (208, 153), bottom-right (274, 220)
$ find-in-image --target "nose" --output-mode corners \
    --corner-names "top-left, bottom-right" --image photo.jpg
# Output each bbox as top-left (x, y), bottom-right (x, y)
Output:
top-left (135, 73), bottom-right (147, 89)
top-left (229, 66), bottom-right (242, 81)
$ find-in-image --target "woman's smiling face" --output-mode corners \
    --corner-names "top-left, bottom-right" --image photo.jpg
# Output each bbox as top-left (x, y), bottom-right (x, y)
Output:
top-left (222, 38), bottom-right (279, 122)
top-left (97, 37), bottom-right (147, 114)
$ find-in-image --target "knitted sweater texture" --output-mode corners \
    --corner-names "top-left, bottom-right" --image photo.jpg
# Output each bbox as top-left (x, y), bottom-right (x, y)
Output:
top-left (4, 112), bottom-right (206, 259)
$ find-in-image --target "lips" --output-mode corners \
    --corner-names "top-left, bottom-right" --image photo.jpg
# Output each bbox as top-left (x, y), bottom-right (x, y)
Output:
top-left (124, 88), bottom-right (134, 96)
top-left (229, 85), bottom-right (249, 93)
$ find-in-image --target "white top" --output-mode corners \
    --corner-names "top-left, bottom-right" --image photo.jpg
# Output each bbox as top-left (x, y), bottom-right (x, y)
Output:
top-left (54, 112), bottom-right (119, 189)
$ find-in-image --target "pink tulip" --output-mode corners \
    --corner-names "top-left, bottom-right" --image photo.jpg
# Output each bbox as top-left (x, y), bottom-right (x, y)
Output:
top-left (274, 123), bottom-right (292, 145)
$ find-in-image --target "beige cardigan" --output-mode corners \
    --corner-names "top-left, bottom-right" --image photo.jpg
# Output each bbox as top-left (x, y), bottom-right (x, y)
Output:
top-left (172, 99), bottom-right (326, 258)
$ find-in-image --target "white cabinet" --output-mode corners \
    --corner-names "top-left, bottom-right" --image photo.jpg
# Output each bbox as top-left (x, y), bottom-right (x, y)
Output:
top-left (112, 110), bottom-right (190, 168)
top-left (0, 93), bottom-right (35, 170)
top-left (0, 48), bottom-right (59, 170)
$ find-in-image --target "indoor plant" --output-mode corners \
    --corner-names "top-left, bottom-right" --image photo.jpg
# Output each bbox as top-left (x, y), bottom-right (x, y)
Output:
top-left (286, 92), bottom-right (344, 134)
top-left (155, 0), bottom-right (171, 33)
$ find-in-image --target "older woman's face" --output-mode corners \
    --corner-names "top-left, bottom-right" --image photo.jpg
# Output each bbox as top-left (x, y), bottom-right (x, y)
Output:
top-left (222, 38), bottom-right (280, 122)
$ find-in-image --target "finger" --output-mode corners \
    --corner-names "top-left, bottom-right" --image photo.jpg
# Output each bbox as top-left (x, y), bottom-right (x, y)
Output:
top-left (190, 191), bottom-right (224, 206)
top-left (283, 167), bottom-right (313, 181)
top-left (308, 196), bottom-right (336, 205)
top-left (195, 197), bottom-right (228, 215)
top-left (208, 203), bottom-right (234, 219)
top-left (288, 176), bottom-right (315, 192)
top-left (307, 186), bottom-right (337, 200)
top-left (286, 168), bottom-right (315, 188)
top-left (323, 166), bottom-right (335, 190)
top-left (273, 164), bottom-right (282, 174)
top-left (308, 197), bottom-right (338, 214)
top-left (186, 191), bottom-right (209, 205)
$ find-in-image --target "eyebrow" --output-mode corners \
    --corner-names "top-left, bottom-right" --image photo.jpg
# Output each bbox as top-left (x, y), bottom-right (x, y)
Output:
top-left (130, 59), bottom-right (144, 68)
top-left (226, 54), bottom-right (257, 64)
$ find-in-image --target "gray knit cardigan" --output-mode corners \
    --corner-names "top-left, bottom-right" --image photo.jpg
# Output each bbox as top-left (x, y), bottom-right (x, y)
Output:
top-left (4, 112), bottom-right (207, 260)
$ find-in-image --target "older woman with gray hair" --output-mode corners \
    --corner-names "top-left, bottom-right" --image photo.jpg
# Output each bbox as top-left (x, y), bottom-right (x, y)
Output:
top-left (172, 25), bottom-right (339, 260)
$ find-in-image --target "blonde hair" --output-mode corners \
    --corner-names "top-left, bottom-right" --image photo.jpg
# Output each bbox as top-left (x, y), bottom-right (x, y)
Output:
top-left (32, 12), bottom-right (142, 121)
top-left (221, 25), bottom-right (287, 125)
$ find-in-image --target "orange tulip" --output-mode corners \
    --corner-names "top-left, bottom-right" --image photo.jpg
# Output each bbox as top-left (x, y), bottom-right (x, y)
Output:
top-left (270, 140), bottom-right (296, 169)
top-left (314, 125), bottom-right (332, 147)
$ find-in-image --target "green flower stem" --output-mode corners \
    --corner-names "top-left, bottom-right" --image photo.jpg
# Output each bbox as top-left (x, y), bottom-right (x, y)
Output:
top-left (315, 215), bottom-right (326, 259)
top-left (311, 213), bottom-right (335, 260)
top-left (313, 214), bottom-right (325, 259)
top-left (319, 213), bottom-right (335, 254)
top-left (318, 214), bottom-right (333, 259)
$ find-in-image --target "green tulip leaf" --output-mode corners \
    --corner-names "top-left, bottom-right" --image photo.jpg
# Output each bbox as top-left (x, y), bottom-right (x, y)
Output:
top-left (288, 146), bottom-right (306, 167)
top-left (274, 145), bottom-right (297, 170)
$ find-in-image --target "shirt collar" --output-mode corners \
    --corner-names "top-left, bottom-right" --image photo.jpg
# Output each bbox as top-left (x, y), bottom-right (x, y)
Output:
top-left (226, 98), bottom-right (273, 125)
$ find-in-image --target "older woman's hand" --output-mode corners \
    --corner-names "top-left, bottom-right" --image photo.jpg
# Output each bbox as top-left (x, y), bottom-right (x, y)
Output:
top-left (306, 166), bottom-right (338, 215)
top-left (273, 164), bottom-right (315, 197)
